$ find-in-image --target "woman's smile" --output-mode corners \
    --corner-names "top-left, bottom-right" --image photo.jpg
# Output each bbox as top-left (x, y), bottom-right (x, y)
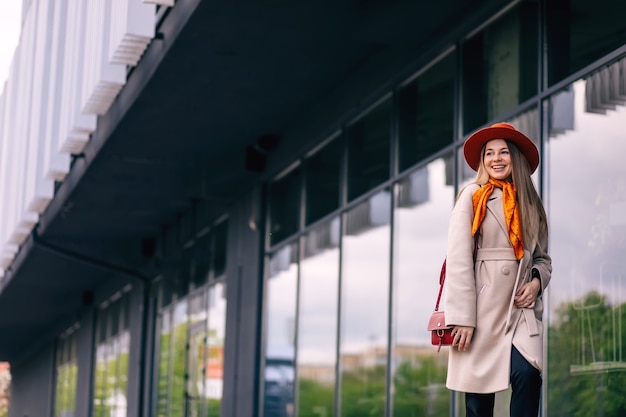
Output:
top-left (484, 139), bottom-right (512, 180)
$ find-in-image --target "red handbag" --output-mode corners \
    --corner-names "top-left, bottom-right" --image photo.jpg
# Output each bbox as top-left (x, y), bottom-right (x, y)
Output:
top-left (427, 260), bottom-right (453, 352)
top-left (427, 238), bottom-right (477, 352)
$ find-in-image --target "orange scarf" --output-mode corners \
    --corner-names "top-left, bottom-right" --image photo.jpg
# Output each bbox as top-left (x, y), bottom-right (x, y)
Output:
top-left (472, 179), bottom-right (524, 260)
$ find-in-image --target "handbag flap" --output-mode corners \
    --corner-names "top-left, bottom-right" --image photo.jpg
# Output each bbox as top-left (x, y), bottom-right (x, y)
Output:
top-left (427, 311), bottom-right (448, 331)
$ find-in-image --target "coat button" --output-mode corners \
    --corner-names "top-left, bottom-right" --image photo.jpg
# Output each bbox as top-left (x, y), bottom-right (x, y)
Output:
top-left (502, 267), bottom-right (510, 275)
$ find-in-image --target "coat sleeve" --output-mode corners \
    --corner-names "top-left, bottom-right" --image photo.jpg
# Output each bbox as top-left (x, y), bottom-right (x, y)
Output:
top-left (531, 227), bottom-right (552, 294)
top-left (444, 184), bottom-right (480, 328)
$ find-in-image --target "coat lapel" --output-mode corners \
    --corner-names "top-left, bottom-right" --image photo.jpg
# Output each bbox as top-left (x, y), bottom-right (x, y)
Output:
top-left (486, 189), bottom-right (509, 238)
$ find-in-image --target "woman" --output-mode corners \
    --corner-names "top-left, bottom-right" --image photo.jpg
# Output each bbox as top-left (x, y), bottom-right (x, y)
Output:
top-left (444, 122), bottom-right (552, 417)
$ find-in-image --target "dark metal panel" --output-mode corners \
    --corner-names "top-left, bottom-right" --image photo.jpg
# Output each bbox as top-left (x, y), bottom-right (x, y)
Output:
top-left (7, 344), bottom-right (55, 417)
top-left (222, 186), bottom-right (266, 417)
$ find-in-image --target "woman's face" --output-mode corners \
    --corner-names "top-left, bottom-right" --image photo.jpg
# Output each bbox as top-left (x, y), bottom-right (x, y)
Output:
top-left (483, 139), bottom-right (512, 181)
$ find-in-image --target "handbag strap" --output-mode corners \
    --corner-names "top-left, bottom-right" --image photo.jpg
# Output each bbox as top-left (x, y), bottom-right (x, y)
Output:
top-left (434, 236), bottom-right (478, 311)
top-left (433, 259), bottom-right (447, 311)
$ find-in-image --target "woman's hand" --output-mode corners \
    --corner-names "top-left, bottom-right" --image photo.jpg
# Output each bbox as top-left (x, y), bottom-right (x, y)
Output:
top-left (451, 326), bottom-right (474, 351)
top-left (514, 277), bottom-right (541, 309)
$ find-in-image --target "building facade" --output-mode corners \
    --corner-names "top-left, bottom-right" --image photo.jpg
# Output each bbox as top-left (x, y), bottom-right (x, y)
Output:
top-left (0, 1), bottom-right (625, 417)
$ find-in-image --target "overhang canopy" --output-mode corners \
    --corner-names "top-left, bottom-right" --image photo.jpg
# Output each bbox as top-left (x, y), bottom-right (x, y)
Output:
top-left (0, 0), bottom-right (503, 360)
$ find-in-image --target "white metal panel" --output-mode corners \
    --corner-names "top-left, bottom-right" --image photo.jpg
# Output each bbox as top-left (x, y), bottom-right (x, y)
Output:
top-left (25, 0), bottom-right (55, 214)
top-left (0, 0), bottom-right (164, 275)
top-left (143, 0), bottom-right (174, 7)
top-left (58, 0), bottom-right (97, 155)
top-left (0, 88), bottom-right (9, 275)
top-left (8, 7), bottom-right (38, 246)
top-left (42, 0), bottom-right (71, 181)
top-left (82, 0), bottom-right (126, 116)
top-left (0, 51), bottom-right (22, 258)
top-left (110, 0), bottom-right (155, 67)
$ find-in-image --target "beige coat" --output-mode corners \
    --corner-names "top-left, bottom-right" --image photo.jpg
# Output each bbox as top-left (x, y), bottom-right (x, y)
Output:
top-left (444, 184), bottom-right (552, 393)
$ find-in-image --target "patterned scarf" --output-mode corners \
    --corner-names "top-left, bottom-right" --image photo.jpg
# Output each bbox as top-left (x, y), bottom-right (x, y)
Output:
top-left (471, 178), bottom-right (524, 260)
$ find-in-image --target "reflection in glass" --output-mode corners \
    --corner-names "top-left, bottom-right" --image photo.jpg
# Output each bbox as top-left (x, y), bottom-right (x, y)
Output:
top-left (213, 220), bottom-right (229, 279)
top-left (546, 0), bottom-right (626, 86)
top-left (392, 157), bottom-right (455, 416)
top-left (547, 75), bottom-right (626, 416)
top-left (462, 2), bottom-right (538, 133)
top-left (54, 332), bottom-right (78, 417)
top-left (347, 99), bottom-right (392, 201)
top-left (187, 291), bottom-right (208, 417)
top-left (340, 190), bottom-right (391, 417)
top-left (170, 299), bottom-right (189, 417)
top-left (118, 321), bottom-right (130, 416)
top-left (269, 168), bottom-right (302, 246)
top-left (207, 283), bottom-right (227, 416)
top-left (264, 242), bottom-right (299, 417)
top-left (91, 297), bottom-right (130, 417)
top-left (297, 218), bottom-right (340, 417)
top-left (192, 234), bottom-right (211, 289)
top-left (305, 138), bottom-right (342, 225)
top-left (398, 53), bottom-right (454, 172)
top-left (94, 321), bottom-right (108, 417)
top-left (155, 309), bottom-right (171, 417)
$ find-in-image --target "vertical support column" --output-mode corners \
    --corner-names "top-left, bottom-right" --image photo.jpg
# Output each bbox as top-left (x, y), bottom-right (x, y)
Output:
top-left (222, 185), bottom-right (265, 417)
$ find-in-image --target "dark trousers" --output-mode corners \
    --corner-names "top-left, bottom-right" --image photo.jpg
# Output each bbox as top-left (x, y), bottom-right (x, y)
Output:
top-left (465, 346), bottom-right (542, 417)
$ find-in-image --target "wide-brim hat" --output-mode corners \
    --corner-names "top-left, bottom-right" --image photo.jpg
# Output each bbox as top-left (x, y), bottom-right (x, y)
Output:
top-left (463, 122), bottom-right (539, 174)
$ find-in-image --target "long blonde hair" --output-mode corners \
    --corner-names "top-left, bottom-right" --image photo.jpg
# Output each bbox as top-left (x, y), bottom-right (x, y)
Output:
top-left (473, 140), bottom-right (548, 247)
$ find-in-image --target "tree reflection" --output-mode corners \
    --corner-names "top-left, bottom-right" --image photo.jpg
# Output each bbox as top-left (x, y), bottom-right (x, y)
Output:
top-left (295, 353), bottom-right (449, 417)
top-left (548, 292), bottom-right (626, 417)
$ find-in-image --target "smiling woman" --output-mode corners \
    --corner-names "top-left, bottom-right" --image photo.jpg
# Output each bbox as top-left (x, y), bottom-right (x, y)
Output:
top-left (0, 3), bottom-right (21, 87)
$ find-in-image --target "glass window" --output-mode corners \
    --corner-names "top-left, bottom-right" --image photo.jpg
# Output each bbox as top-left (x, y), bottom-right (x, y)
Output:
top-left (54, 330), bottom-right (78, 417)
top-left (192, 233), bottom-right (211, 289)
top-left (187, 291), bottom-right (208, 417)
top-left (170, 299), bottom-right (189, 417)
top-left (305, 137), bottom-right (342, 225)
top-left (192, 219), bottom-right (228, 289)
top-left (340, 190), bottom-right (391, 417)
top-left (462, 2), bottom-right (538, 133)
top-left (398, 53), bottom-right (455, 172)
top-left (391, 156), bottom-right (455, 417)
top-left (153, 217), bottom-right (228, 417)
top-left (546, 66), bottom-right (626, 416)
top-left (346, 99), bottom-right (392, 201)
top-left (153, 298), bottom-right (190, 417)
top-left (213, 220), bottom-right (228, 279)
top-left (297, 218), bottom-right (340, 417)
top-left (269, 167), bottom-right (302, 246)
top-left (547, 0), bottom-right (626, 86)
top-left (207, 282), bottom-right (227, 416)
top-left (155, 309), bottom-right (171, 417)
top-left (263, 242), bottom-right (299, 417)
top-left (92, 295), bottom-right (131, 417)
top-left (180, 247), bottom-right (193, 295)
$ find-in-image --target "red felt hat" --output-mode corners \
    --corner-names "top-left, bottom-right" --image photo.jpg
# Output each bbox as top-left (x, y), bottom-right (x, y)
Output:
top-left (463, 122), bottom-right (539, 173)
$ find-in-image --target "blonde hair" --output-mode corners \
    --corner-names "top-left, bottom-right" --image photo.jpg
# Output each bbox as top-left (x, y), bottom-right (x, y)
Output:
top-left (471, 139), bottom-right (548, 247)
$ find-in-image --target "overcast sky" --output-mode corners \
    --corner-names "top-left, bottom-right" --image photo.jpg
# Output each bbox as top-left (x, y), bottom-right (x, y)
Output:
top-left (0, 3), bottom-right (22, 88)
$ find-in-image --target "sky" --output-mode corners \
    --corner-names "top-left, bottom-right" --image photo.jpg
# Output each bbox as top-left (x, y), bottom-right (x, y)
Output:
top-left (0, 3), bottom-right (22, 88)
